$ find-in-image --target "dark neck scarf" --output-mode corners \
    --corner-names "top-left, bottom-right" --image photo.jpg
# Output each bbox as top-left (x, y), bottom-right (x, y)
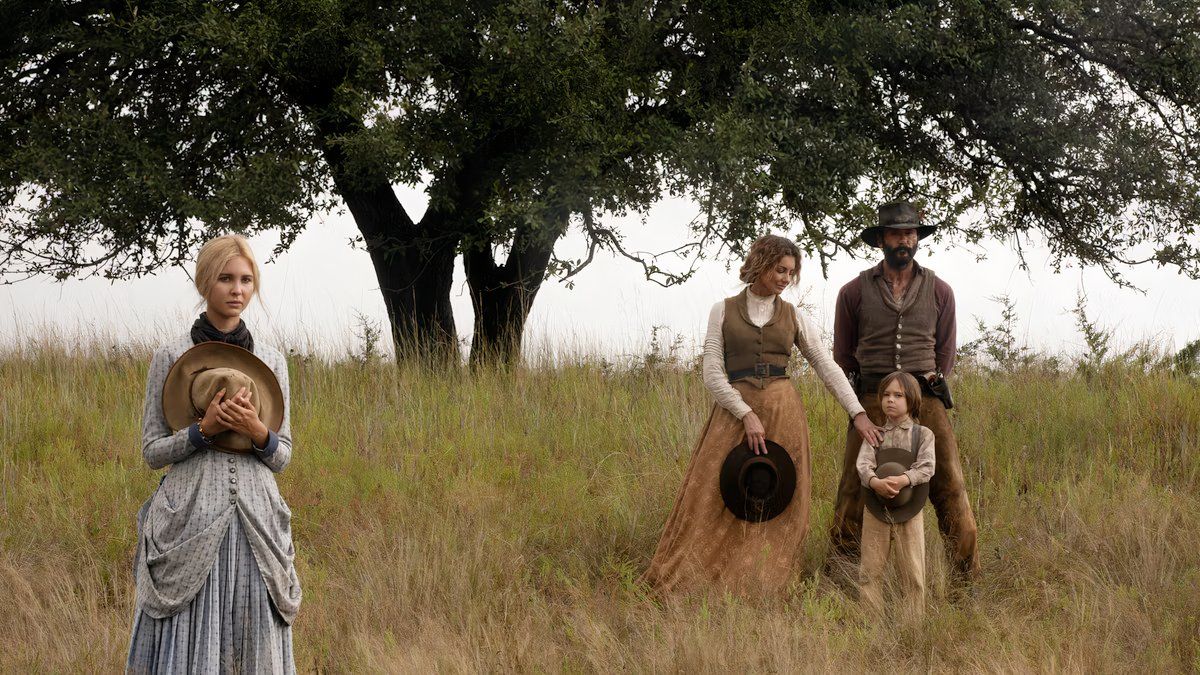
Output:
top-left (191, 312), bottom-right (255, 352)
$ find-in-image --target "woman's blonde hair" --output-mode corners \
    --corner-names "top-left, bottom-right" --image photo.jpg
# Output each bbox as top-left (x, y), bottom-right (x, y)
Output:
top-left (738, 234), bottom-right (802, 286)
top-left (878, 371), bottom-right (922, 418)
top-left (194, 234), bottom-right (261, 303)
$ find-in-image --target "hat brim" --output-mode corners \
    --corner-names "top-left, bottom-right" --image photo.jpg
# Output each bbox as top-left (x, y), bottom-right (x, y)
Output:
top-left (162, 342), bottom-right (284, 451)
top-left (719, 440), bottom-right (797, 522)
top-left (860, 223), bottom-right (938, 248)
top-left (863, 446), bottom-right (930, 524)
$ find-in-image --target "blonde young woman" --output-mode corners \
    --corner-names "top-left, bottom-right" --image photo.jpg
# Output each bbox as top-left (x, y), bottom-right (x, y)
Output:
top-left (127, 235), bottom-right (300, 673)
top-left (644, 234), bottom-right (882, 593)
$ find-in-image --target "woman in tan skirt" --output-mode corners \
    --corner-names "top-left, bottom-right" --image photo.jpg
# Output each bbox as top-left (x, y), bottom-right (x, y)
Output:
top-left (644, 234), bottom-right (882, 594)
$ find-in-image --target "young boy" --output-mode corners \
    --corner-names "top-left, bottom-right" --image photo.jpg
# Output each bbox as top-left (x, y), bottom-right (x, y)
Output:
top-left (856, 371), bottom-right (936, 618)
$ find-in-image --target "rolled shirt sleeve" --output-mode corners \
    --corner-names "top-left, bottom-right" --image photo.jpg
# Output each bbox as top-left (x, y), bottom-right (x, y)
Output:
top-left (832, 279), bottom-right (861, 375)
top-left (934, 279), bottom-right (957, 376)
top-left (793, 306), bottom-right (866, 419)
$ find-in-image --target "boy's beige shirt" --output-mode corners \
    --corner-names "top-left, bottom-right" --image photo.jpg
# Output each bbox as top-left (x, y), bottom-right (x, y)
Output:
top-left (856, 417), bottom-right (935, 488)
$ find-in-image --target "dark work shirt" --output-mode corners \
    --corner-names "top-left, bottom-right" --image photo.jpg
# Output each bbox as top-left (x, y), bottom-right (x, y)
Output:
top-left (832, 261), bottom-right (957, 376)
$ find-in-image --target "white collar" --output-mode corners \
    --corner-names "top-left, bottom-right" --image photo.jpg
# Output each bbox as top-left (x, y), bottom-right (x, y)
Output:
top-left (746, 288), bottom-right (776, 304)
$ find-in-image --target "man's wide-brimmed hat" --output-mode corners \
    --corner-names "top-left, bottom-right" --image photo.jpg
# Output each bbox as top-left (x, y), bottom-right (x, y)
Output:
top-left (719, 440), bottom-right (797, 522)
top-left (863, 445), bottom-right (930, 524)
top-left (860, 200), bottom-right (938, 247)
top-left (162, 342), bottom-right (283, 453)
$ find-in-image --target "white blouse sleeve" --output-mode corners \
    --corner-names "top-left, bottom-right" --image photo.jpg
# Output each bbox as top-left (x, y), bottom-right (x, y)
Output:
top-left (793, 305), bottom-right (866, 418)
top-left (702, 301), bottom-right (753, 420)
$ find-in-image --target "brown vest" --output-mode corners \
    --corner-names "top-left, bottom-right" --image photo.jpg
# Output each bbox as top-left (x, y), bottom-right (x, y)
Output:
top-left (722, 289), bottom-right (796, 388)
top-left (855, 265), bottom-right (938, 375)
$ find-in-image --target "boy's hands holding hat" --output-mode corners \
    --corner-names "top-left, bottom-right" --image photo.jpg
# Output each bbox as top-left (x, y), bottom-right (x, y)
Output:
top-left (869, 474), bottom-right (911, 498)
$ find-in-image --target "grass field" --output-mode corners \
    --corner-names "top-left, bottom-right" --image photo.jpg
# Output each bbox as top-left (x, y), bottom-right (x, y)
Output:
top-left (1, 340), bottom-right (1198, 672)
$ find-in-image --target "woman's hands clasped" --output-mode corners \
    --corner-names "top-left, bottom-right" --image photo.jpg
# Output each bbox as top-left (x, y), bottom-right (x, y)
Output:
top-left (218, 387), bottom-right (270, 448)
top-left (199, 387), bottom-right (270, 448)
top-left (199, 388), bottom-right (229, 438)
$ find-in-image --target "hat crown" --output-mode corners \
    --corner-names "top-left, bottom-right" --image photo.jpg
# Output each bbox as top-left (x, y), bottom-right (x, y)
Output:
top-left (189, 367), bottom-right (256, 416)
top-left (877, 201), bottom-right (921, 227)
top-left (740, 458), bottom-right (778, 501)
top-left (719, 440), bottom-right (797, 522)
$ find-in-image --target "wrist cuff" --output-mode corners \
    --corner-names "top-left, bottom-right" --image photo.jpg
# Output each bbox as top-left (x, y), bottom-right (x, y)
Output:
top-left (188, 423), bottom-right (214, 450)
top-left (254, 430), bottom-right (280, 458)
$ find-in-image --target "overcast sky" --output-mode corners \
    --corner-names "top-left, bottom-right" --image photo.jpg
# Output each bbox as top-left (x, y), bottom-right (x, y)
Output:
top-left (2, 184), bottom-right (1197, 362)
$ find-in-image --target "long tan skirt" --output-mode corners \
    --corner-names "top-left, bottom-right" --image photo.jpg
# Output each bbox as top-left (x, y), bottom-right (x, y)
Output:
top-left (643, 378), bottom-right (812, 594)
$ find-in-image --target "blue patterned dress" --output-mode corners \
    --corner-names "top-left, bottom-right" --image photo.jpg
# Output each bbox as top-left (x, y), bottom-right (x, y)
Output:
top-left (127, 335), bottom-right (302, 674)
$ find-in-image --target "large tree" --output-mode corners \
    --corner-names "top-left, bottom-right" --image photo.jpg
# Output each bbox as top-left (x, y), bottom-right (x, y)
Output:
top-left (3, 1), bottom-right (1199, 363)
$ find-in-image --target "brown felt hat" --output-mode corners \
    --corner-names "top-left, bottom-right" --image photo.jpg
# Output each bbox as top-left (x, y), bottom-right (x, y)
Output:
top-left (161, 342), bottom-right (283, 453)
top-left (719, 440), bottom-right (797, 522)
top-left (863, 445), bottom-right (930, 524)
top-left (860, 201), bottom-right (938, 247)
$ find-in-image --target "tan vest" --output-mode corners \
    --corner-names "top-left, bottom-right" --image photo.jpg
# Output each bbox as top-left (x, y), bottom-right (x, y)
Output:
top-left (722, 289), bottom-right (796, 388)
top-left (855, 266), bottom-right (938, 375)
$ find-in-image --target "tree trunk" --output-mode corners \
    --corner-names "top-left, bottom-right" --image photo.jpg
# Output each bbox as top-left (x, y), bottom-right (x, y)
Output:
top-left (338, 188), bottom-right (461, 363)
top-left (463, 215), bottom-right (567, 366)
top-left (309, 109), bottom-right (461, 364)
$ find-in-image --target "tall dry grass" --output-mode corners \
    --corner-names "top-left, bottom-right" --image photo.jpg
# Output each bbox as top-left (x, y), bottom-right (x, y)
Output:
top-left (1, 339), bottom-right (1198, 672)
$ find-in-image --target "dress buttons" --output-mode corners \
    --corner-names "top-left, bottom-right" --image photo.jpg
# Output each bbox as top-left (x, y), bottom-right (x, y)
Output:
top-left (230, 478), bottom-right (237, 484)
top-left (229, 488), bottom-right (237, 495)
top-left (229, 467), bottom-right (235, 473)
top-left (227, 457), bottom-right (234, 463)
top-left (229, 498), bottom-right (236, 504)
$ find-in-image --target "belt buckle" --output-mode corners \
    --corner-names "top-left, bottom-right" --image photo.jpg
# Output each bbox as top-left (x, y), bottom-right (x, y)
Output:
top-left (754, 362), bottom-right (769, 377)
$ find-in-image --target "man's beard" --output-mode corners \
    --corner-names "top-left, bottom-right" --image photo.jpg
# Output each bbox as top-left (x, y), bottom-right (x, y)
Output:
top-left (882, 243), bottom-right (917, 269)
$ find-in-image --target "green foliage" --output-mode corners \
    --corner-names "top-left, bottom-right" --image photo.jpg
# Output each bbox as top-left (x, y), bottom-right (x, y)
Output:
top-left (1173, 338), bottom-right (1200, 376)
top-left (4, 0), bottom-right (1200, 360)
top-left (351, 309), bottom-right (383, 367)
top-left (1072, 289), bottom-right (1112, 378)
top-left (631, 325), bottom-right (693, 373)
top-left (959, 294), bottom-right (1042, 373)
top-left (4, 0), bottom-right (1200, 282)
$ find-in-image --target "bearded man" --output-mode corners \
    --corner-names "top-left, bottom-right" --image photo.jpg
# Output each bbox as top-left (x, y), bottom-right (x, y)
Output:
top-left (828, 201), bottom-right (981, 581)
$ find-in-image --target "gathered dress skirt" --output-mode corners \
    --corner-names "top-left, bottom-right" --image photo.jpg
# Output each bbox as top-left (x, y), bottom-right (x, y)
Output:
top-left (126, 515), bottom-right (295, 674)
top-left (643, 378), bottom-right (812, 594)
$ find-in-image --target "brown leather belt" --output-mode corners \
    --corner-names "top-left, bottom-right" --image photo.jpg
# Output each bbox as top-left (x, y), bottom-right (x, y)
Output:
top-left (727, 363), bottom-right (788, 381)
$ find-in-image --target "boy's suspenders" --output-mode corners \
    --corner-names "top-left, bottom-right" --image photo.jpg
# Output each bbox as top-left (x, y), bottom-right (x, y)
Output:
top-left (874, 424), bottom-right (922, 461)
